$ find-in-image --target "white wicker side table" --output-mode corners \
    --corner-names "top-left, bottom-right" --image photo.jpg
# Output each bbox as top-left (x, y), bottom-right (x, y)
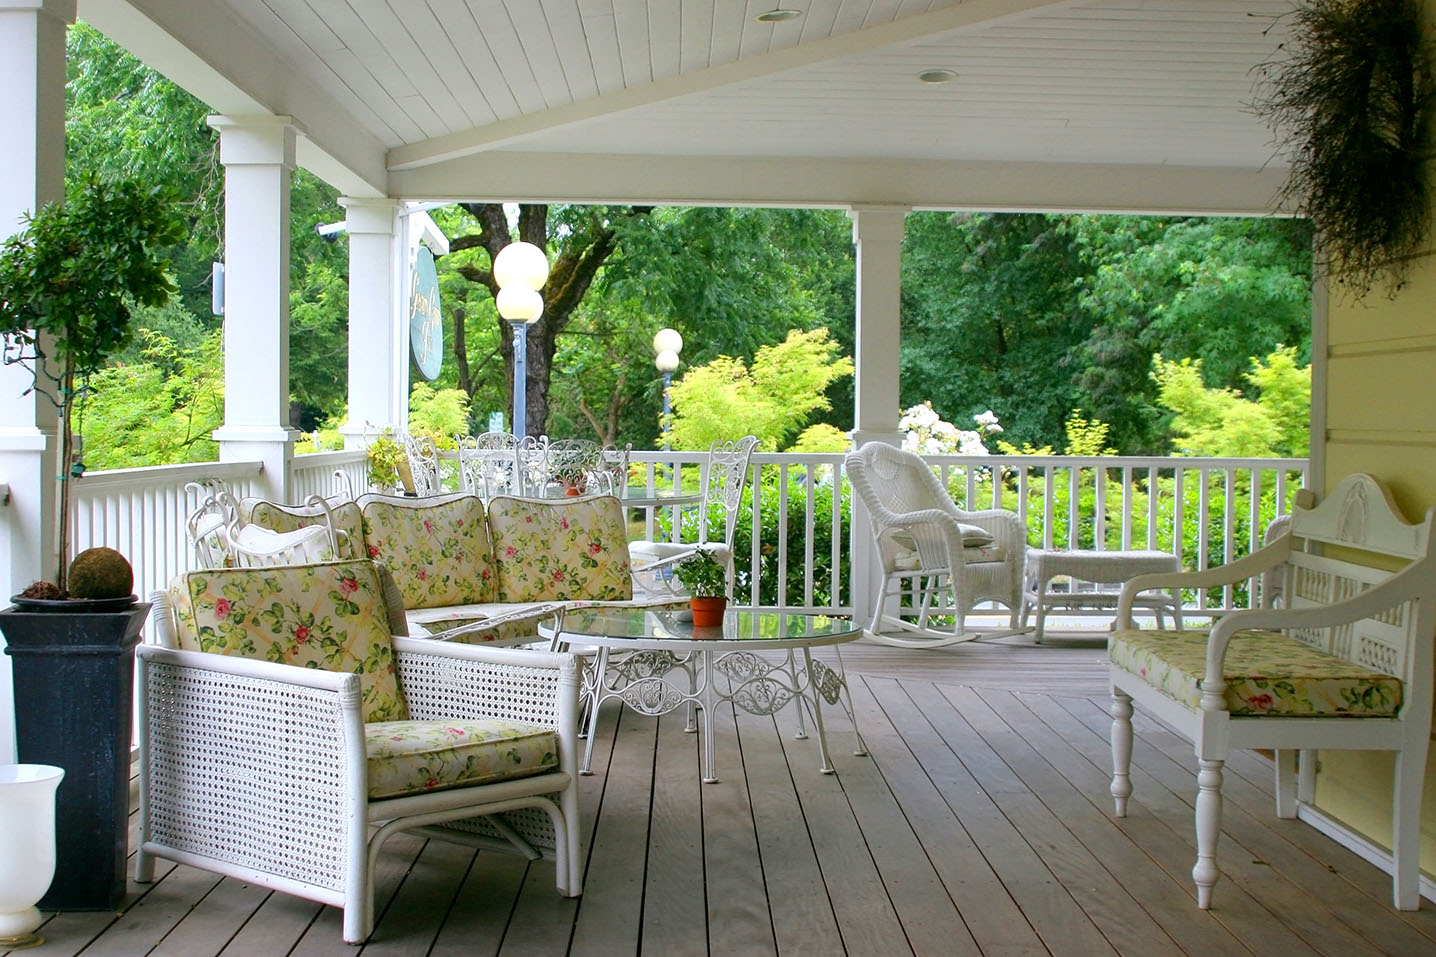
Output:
top-left (1022, 548), bottom-right (1182, 642)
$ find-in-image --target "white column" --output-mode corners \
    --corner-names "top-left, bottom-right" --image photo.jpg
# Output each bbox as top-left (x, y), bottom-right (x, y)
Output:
top-left (208, 115), bottom-right (298, 502)
top-left (846, 205), bottom-right (909, 631)
top-left (0, 0), bottom-right (72, 764)
top-left (337, 198), bottom-right (402, 449)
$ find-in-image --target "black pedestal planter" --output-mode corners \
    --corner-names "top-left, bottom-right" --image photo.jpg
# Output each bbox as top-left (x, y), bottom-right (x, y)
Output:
top-left (0, 602), bottom-right (149, 911)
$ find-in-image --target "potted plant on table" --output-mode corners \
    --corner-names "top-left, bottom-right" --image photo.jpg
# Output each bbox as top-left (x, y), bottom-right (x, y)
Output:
top-left (0, 177), bottom-right (182, 911)
top-left (553, 461), bottom-right (589, 496)
top-left (673, 547), bottom-right (730, 627)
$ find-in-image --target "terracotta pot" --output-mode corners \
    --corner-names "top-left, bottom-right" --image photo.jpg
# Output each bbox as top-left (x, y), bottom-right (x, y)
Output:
top-left (564, 486), bottom-right (581, 497)
top-left (689, 595), bottom-right (727, 628)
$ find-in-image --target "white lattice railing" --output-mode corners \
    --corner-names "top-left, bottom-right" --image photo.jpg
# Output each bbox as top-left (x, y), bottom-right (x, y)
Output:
top-left (69, 460), bottom-right (265, 601)
top-left (49, 450), bottom-right (1307, 618)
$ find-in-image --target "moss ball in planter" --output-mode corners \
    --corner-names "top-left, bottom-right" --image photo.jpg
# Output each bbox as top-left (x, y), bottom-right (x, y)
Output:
top-left (67, 547), bottom-right (134, 600)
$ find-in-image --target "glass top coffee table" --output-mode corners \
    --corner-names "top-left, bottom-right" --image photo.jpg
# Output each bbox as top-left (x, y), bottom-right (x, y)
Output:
top-left (542, 607), bottom-right (867, 783)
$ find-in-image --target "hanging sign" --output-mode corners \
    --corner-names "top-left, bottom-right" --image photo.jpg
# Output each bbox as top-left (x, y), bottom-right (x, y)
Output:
top-left (408, 245), bottom-right (443, 381)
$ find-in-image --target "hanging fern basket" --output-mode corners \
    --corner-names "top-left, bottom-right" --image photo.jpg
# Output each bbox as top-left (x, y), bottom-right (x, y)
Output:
top-left (1254, 0), bottom-right (1436, 297)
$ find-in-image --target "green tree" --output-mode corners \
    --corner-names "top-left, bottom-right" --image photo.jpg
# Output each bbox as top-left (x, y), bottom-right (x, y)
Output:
top-left (667, 328), bottom-right (853, 451)
top-left (1067, 216), bottom-right (1313, 452)
top-left (1152, 346), bottom-right (1311, 457)
top-left (902, 212), bottom-right (1092, 452)
top-left (82, 329), bottom-right (225, 468)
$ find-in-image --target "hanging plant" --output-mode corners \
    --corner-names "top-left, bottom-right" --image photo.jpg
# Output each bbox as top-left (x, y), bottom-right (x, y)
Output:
top-left (1252, 0), bottom-right (1436, 297)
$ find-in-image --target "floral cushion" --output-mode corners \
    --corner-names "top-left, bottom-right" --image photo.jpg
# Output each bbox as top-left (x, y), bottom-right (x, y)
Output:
top-left (171, 560), bottom-right (407, 723)
top-left (360, 494), bottom-right (497, 609)
top-left (1110, 629), bottom-right (1403, 717)
top-left (248, 500), bottom-right (366, 561)
top-left (487, 495), bottom-right (633, 603)
top-left (365, 718), bottom-right (557, 799)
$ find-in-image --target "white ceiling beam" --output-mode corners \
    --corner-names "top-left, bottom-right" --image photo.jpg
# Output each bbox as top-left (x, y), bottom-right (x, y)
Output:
top-left (389, 151), bottom-right (1293, 218)
top-left (79, 0), bottom-right (390, 197)
top-left (385, 0), bottom-right (1076, 172)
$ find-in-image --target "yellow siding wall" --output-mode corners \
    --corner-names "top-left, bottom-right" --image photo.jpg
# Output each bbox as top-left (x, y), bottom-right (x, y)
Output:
top-left (1322, 221), bottom-right (1436, 872)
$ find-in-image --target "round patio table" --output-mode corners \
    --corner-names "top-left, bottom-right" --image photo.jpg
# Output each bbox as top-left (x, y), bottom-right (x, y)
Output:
top-left (542, 607), bottom-right (866, 783)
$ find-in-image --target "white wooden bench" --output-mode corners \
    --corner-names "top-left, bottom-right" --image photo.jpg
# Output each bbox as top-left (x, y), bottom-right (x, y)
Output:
top-left (1107, 473), bottom-right (1436, 911)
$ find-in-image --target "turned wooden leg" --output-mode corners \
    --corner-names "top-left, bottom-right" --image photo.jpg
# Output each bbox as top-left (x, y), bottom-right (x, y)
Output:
top-left (1109, 691), bottom-right (1133, 816)
top-left (1393, 749), bottom-right (1425, 910)
top-left (1194, 758), bottom-right (1224, 909)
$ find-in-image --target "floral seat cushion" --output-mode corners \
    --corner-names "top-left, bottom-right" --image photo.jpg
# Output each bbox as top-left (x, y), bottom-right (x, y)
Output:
top-left (487, 495), bottom-right (633, 603)
top-left (1110, 629), bottom-right (1403, 717)
top-left (365, 719), bottom-right (558, 799)
top-left (170, 560), bottom-right (407, 722)
top-left (361, 494), bottom-right (496, 609)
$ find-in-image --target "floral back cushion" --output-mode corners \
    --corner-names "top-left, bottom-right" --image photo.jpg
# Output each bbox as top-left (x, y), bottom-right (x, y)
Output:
top-left (248, 500), bottom-right (366, 560)
top-left (172, 560), bottom-right (407, 723)
top-left (487, 495), bottom-right (633, 603)
top-left (360, 494), bottom-right (496, 609)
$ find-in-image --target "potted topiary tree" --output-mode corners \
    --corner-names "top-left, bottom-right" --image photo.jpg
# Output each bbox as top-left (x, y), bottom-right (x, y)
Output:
top-left (673, 547), bottom-right (730, 627)
top-left (0, 177), bottom-right (182, 910)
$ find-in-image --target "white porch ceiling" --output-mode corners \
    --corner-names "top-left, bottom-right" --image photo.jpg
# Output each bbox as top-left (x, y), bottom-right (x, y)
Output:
top-left (81, 0), bottom-right (1297, 213)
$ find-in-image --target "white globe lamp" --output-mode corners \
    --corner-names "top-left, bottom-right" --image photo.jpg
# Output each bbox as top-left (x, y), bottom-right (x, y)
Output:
top-left (493, 241), bottom-right (549, 290)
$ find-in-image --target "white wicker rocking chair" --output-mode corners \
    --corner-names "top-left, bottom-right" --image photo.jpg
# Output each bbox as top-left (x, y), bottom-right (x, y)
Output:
top-left (845, 442), bottom-right (1025, 647)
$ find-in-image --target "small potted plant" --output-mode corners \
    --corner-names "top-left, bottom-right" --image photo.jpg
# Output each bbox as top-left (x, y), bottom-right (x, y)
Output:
top-left (673, 547), bottom-right (729, 627)
top-left (366, 427), bottom-right (409, 493)
top-left (552, 461), bottom-right (589, 495)
top-left (0, 177), bottom-right (182, 910)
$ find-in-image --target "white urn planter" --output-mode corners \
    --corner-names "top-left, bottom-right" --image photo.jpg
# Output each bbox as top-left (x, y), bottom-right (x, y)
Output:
top-left (0, 764), bottom-right (64, 948)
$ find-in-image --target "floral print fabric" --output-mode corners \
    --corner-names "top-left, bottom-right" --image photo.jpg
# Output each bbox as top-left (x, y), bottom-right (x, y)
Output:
top-left (171, 560), bottom-right (408, 722)
top-left (248, 500), bottom-right (366, 560)
top-left (360, 495), bottom-right (496, 610)
top-left (365, 718), bottom-right (557, 799)
top-left (1110, 628), bottom-right (1403, 717)
top-left (487, 495), bottom-right (633, 603)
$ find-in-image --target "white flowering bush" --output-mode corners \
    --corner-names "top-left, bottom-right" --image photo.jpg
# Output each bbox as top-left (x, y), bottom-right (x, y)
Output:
top-left (898, 401), bottom-right (1003, 456)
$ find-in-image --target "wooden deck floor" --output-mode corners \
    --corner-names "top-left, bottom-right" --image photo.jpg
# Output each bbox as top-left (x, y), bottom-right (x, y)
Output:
top-left (14, 631), bottom-right (1436, 956)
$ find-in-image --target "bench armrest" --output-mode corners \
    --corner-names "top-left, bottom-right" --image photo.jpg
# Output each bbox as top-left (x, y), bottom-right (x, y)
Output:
top-left (1193, 554), bottom-right (1436, 708)
top-left (1116, 538), bottom-right (1292, 627)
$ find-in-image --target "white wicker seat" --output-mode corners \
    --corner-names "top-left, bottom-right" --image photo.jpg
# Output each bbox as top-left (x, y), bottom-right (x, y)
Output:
top-left (845, 442), bottom-right (1025, 647)
top-left (137, 560), bottom-right (583, 944)
top-left (629, 435), bottom-right (759, 600)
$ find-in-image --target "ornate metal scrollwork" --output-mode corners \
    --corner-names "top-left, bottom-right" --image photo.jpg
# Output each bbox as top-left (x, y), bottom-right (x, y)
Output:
top-left (729, 677), bottom-right (798, 716)
top-left (608, 650), bottom-right (687, 684)
top-left (616, 677), bottom-right (685, 715)
top-left (808, 659), bottom-right (844, 706)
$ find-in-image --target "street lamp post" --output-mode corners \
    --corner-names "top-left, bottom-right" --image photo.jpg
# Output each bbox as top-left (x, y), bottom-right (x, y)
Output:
top-left (653, 328), bottom-right (683, 451)
top-left (494, 242), bottom-right (550, 441)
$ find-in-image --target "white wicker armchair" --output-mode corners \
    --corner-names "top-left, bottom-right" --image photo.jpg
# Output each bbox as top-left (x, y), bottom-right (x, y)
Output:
top-left (845, 442), bottom-right (1025, 647)
top-left (137, 561), bottom-right (583, 944)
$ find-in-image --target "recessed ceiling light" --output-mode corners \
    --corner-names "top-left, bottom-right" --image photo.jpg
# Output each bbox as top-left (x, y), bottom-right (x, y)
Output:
top-left (916, 68), bottom-right (958, 84)
top-left (755, 9), bottom-right (802, 23)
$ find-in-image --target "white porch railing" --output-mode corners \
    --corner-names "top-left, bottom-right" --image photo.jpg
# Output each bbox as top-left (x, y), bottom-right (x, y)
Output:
top-left (50, 450), bottom-right (1307, 619)
top-left (69, 460), bottom-right (265, 601)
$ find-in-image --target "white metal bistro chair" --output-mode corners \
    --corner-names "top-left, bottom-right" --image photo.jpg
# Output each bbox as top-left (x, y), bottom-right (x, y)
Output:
top-left (845, 442), bottom-right (1025, 647)
top-left (628, 435), bottom-right (759, 600)
top-left (456, 431), bottom-right (519, 499)
top-left (401, 432), bottom-right (443, 497)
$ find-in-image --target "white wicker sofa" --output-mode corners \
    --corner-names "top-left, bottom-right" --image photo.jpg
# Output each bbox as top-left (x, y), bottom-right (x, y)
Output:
top-left (244, 491), bottom-right (640, 644)
top-left (139, 558), bottom-right (582, 944)
top-left (1107, 473), bottom-right (1436, 911)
